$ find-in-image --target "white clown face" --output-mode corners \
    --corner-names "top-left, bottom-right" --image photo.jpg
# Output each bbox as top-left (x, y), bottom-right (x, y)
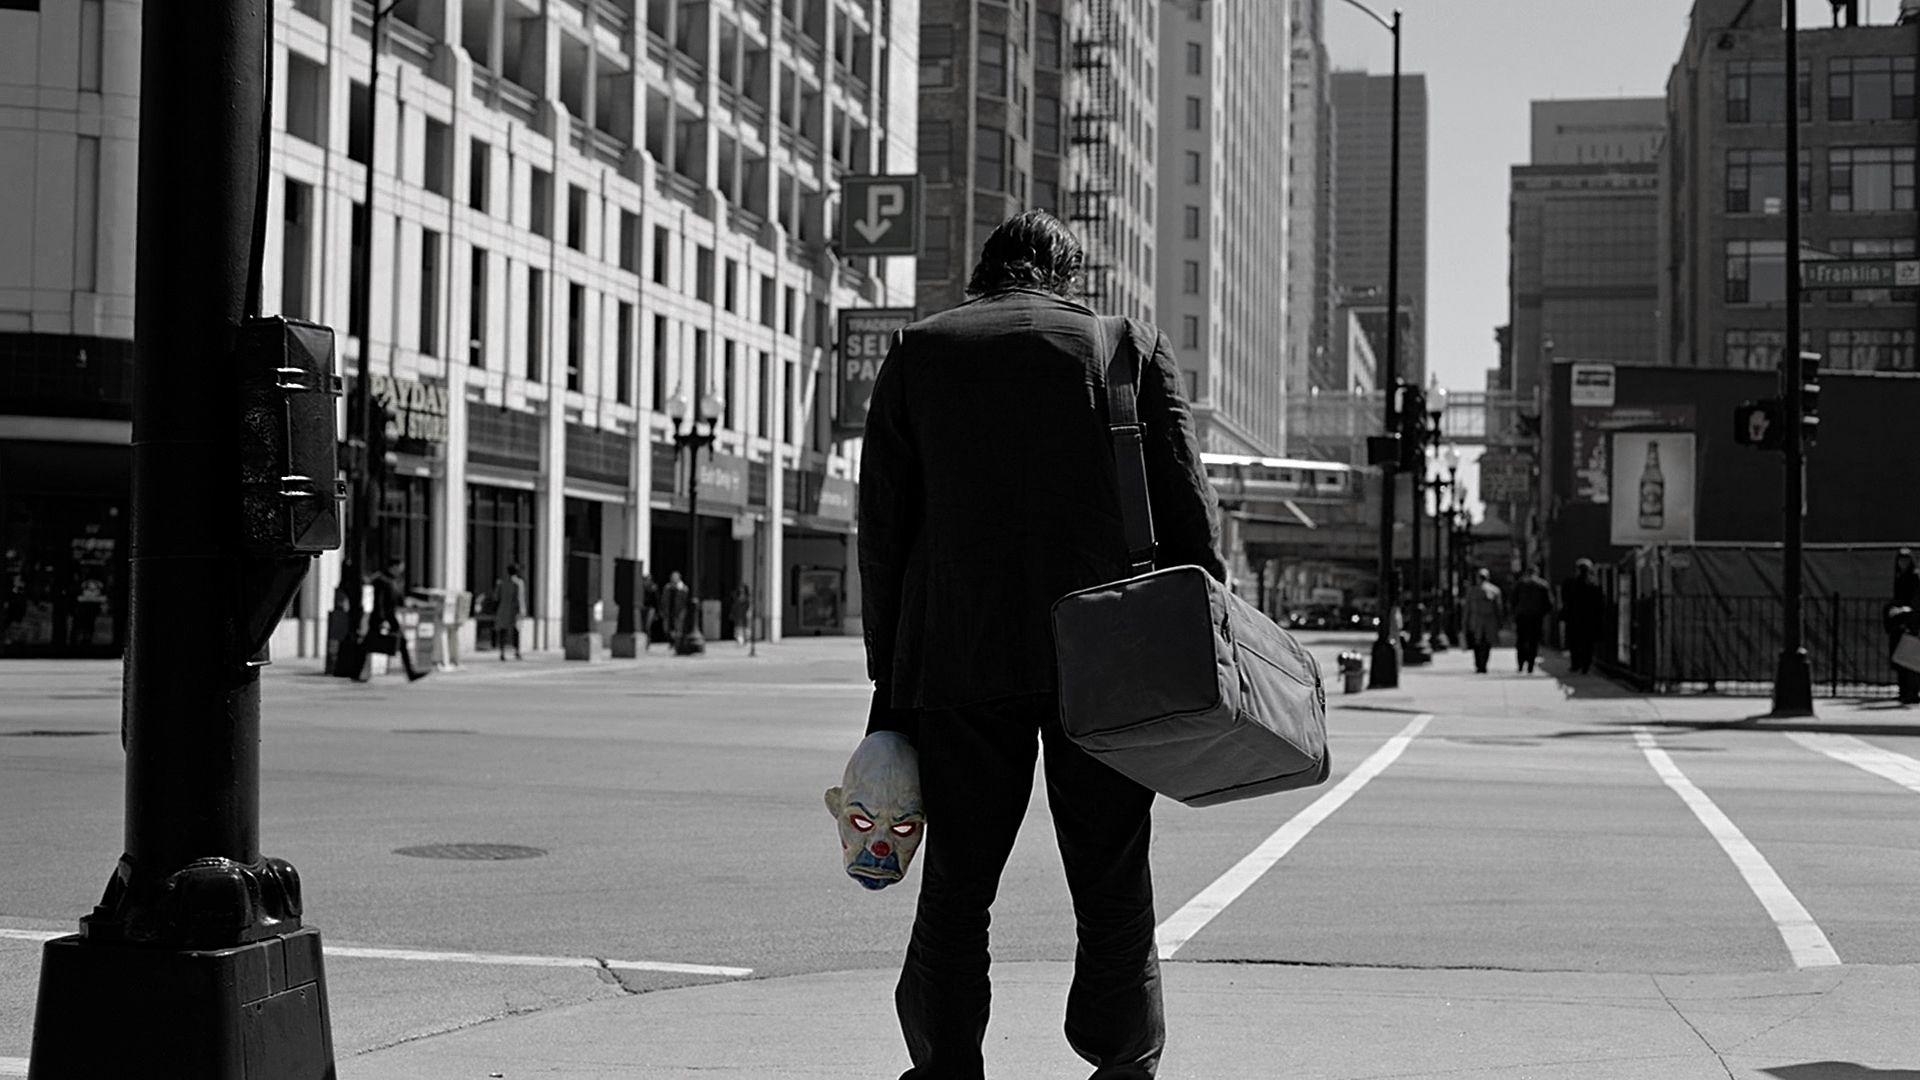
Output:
top-left (824, 731), bottom-right (925, 890)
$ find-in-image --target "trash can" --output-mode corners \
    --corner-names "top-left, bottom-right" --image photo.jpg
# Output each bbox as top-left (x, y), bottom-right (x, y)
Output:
top-left (1338, 651), bottom-right (1365, 694)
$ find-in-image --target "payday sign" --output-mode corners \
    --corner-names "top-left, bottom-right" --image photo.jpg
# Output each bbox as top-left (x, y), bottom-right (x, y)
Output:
top-left (836, 308), bottom-right (914, 436)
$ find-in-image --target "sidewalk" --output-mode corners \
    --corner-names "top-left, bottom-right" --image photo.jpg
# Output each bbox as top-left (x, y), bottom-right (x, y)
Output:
top-left (340, 646), bottom-right (1920, 1080)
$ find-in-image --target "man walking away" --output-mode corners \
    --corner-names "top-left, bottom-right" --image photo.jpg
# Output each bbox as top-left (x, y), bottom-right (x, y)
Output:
top-left (640, 573), bottom-right (661, 652)
top-left (494, 563), bottom-right (526, 660)
top-left (1462, 568), bottom-right (1505, 674)
top-left (1559, 558), bottom-right (1606, 675)
top-left (1511, 565), bottom-right (1554, 673)
top-left (372, 557), bottom-right (427, 682)
top-left (861, 210), bottom-right (1225, 1079)
top-left (661, 571), bottom-right (691, 649)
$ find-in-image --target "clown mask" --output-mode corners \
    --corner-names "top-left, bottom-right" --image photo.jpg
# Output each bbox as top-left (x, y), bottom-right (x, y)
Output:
top-left (824, 731), bottom-right (925, 891)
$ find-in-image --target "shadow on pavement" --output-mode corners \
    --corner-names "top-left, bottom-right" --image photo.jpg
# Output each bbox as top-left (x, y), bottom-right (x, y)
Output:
top-left (1760, 1064), bottom-right (1920, 1080)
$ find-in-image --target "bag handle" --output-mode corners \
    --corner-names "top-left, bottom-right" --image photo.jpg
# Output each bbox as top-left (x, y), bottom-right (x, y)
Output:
top-left (1096, 315), bottom-right (1157, 575)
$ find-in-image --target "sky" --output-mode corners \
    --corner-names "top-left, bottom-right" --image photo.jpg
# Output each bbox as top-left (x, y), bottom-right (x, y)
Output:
top-left (1322, 0), bottom-right (1697, 397)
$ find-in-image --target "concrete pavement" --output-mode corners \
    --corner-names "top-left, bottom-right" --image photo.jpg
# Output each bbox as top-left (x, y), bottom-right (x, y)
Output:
top-left (332, 643), bottom-right (1920, 1080)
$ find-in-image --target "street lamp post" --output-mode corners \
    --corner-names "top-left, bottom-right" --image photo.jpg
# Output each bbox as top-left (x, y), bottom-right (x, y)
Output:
top-left (1331, 0), bottom-right (1404, 688)
top-left (1448, 465), bottom-right (1466, 641)
top-left (1429, 440), bottom-right (1459, 652)
top-left (667, 388), bottom-right (722, 656)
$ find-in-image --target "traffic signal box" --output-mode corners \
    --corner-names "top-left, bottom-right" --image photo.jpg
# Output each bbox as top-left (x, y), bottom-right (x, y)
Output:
top-left (1734, 351), bottom-right (1821, 452)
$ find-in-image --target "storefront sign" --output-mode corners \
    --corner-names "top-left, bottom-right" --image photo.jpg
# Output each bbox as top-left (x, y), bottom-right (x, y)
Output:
top-left (817, 477), bottom-right (856, 522)
top-left (695, 452), bottom-right (750, 509)
top-left (1569, 363), bottom-right (1616, 408)
top-left (1572, 406), bottom-right (1694, 505)
top-left (836, 308), bottom-right (915, 435)
top-left (369, 374), bottom-right (449, 455)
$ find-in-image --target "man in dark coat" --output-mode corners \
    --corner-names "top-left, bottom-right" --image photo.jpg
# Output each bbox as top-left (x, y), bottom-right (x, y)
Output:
top-left (1886, 547), bottom-right (1919, 705)
top-left (369, 557), bottom-right (427, 682)
top-left (1560, 558), bottom-right (1606, 674)
top-left (1511, 565), bottom-right (1554, 673)
top-left (860, 210), bottom-right (1225, 1080)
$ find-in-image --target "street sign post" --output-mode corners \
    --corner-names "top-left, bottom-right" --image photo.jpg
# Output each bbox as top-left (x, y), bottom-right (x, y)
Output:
top-left (835, 307), bottom-right (915, 435)
top-left (838, 175), bottom-right (922, 257)
top-left (1799, 258), bottom-right (1919, 290)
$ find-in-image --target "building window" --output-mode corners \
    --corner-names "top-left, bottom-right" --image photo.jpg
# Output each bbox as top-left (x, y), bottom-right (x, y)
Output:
top-left (693, 329), bottom-right (708, 401)
top-left (1826, 237), bottom-right (1920, 303)
top-left (1724, 239), bottom-right (1785, 304)
top-left (1184, 151), bottom-right (1201, 185)
top-left (919, 119), bottom-right (955, 182)
top-left (1183, 204), bottom-right (1201, 239)
top-left (1033, 179), bottom-right (1057, 214)
top-left (347, 80), bottom-right (370, 163)
top-left (566, 284), bottom-right (585, 392)
top-left (348, 202), bottom-right (369, 340)
top-left (469, 246), bottom-right (488, 367)
top-left (1828, 57), bottom-right (1916, 122)
top-left (612, 302), bottom-right (634, 405)
top-left (424, 119), bottom-right (452, 196)
top-left (1725, 149), bottom-right (1810, 213)
top-left (757, 350), bottom-right (772, 437)
top-left (1184, 95), bottom-right (1203, 130)
top-left (618, 209), bottom-right (640, 273)
top-left (526, 268), bottom-right (545, 380)
top-left (1036, 12), bottom-right (1060, 69)
top-left (1182, 260), bottom-right (1201, 294)
top-left (920, 23), bottom-right (954, 87)
top-left (976, 124), bottom-right (1005, 191)
top-left (1724, 328), bottom-right (1784, 370)
top-left (760, 274), bottom-right (777, 328)
top-left (722, 340), bottom-right (737, 428)
top-left (469, 138), bottom-right (491, 211)
top-left (651, 314), bottom-right (670, 408)
top-left (652, 225), bottom-right (671, 284)
top-left (1828, 146), bottom-right (1915, 211)
top-left (282, 180), bottom-right (313, 320)
top-left (978, 32), bottom-right (1006, 98)
top-left (1726, 60), bottom-right (1809, 124)
top-left (783, 286), bottom-right (797, 335)
top-left (1828, 328), bottom-right (1916, 371)
top-left (1181, 315), bottom-right (1200, 350)
top-left (419, 228), bottom-right (440, 357)
top-left (1035, 95), bottom-right (1059, 153)
top-left (1186, 41), bottom-right (1202, 76)
top-left (530, 168), bottom-right (553, 237)
top-left (724, 258), bottom-right (739, 312)
top-left (566, 185), bottom-right (587, 251)
top-left (695, 245), bottom-right (715, 301)
top-left (920, 215), bottom-right (951, 278)
top-left (284, 54), bottom-right (327, 147)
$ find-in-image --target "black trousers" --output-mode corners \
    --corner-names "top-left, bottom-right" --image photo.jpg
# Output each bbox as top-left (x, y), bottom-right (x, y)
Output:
top-left (1469, 634), bottom-right (1493, 673)
top-left (1515, 621), bottom-right (1542, 670)
top-left (1567, 631), bottom-right (1596, 673)
top-left (897, 694), bottom-right (1163, 1080)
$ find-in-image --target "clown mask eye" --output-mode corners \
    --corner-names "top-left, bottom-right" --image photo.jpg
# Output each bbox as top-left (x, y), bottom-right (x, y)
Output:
top-left (890, 821), bottom-right (921, 836)
top-left (848, 813), bottom-right (875, 832)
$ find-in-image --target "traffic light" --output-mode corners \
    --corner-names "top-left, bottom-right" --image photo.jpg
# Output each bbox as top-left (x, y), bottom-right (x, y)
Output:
top-left (1397, 384), bottom-right (1427, 470)
top-left (1733, 397), bottom-right (1784, 450)
top-left (1798, 351), bottom-right (1821, 448)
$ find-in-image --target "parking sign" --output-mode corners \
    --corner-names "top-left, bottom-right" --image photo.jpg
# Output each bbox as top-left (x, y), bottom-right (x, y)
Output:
top-left (838, 176), bottom-right (922, 257)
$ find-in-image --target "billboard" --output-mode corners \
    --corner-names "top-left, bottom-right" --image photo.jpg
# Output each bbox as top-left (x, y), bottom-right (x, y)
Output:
top-left (835, 308), bottom-right (914, 435)
top-left (1609, 431), bottom-right (1695, 545)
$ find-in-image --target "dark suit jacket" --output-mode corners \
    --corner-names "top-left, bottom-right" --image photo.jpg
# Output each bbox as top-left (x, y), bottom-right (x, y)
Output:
top-left (858, 288), bottom-right (1227, 732)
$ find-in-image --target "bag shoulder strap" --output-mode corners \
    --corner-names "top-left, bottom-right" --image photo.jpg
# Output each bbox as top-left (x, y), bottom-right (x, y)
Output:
top-left (1096, 315), bottom-right (1157, 575)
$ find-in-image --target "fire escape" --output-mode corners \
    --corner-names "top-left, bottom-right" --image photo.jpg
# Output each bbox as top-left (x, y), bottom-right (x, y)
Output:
top-left (1068, 0), bottom-right (1117, 307)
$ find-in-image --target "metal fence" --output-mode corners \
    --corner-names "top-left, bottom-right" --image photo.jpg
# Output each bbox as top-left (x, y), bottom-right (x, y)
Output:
top-left (1601, 590), bottom-right (1898, 699)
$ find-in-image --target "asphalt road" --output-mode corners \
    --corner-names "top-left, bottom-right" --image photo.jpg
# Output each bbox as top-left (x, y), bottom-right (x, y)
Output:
top-left (4, 633), bottom-right (1920, 1073)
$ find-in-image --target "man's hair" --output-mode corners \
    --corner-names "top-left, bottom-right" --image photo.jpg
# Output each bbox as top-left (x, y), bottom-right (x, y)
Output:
top-left (965, 210), bottom-right (1084, 298)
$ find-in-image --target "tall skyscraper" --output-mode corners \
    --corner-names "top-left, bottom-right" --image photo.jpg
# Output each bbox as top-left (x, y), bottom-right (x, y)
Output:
top-left (1661, 0), bottom-right (1918, 374)
top-left (0, 0), bottom-right (916, 656)
top-left (1156, 0), bottom-right (1290, 456)
top-left (1505, 98), bottom-right (1666, 404)
top-left (1287, 0), bottom-right (1337, 396)
top-left (1330, 69), bottom-right (1427, 390)
top-left (915, 0), bottom-right (1156, 322)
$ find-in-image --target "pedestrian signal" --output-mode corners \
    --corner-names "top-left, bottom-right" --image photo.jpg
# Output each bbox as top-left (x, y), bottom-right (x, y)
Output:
top-left (1733, 397), bottom-right (1784, 450)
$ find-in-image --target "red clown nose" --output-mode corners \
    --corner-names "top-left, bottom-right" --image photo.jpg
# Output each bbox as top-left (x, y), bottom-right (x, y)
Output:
top-left (871, 841), bottom-right (892, 858)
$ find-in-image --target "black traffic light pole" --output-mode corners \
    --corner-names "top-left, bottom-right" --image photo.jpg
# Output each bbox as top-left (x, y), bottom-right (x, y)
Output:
top-left (31, 1), bottom-right (338, 1075)
top-left (1773, 0), bottom-right (1815, 716)
top-left (1404, 386), bottom-right (1430, 666)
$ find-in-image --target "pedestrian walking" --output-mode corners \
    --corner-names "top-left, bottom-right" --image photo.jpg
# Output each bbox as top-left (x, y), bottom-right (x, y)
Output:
top-left (859, 210), bottom-right (1225, 1079)
top-left (661, 571), bottom-right (691, 648)
top-left (640, 573), bottom-right (661, 652)
top-left (1462, 567), bottom-right (1506, 674)
top-left (370, 557), bottom-right (427, 682)
top-left (730, 583), bottom-right (753, 646)
top-left (1511, 564), bottom-right (1554, 673)
top-left (493, 563), bottom-right (526, 660)
top-left (1560, 558), bottom-right (1606, 675)
top-left (1885, 547), bottom-right (1920, 705)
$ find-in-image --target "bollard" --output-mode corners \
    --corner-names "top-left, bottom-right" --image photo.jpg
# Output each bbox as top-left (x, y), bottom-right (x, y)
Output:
top-left (1339, 650), bottom-right (1366, 694)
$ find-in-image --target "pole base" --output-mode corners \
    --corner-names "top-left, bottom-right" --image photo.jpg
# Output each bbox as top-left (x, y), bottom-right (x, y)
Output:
top-left (563, 632), bottom-right (594, 661)
top-left (31, 926), bottom-right (335, 1079)
top-left (609, 631), bottom-right (639, 658)
top-left (673, 631), bottom-right (706, 656)
top-left (1771, 648), bottom-right (1816, 718)
top-left (1367, 636), bottom-right (1401, 689)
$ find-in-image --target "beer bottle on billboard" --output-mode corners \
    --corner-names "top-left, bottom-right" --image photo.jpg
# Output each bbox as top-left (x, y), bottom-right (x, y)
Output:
top-left (1638, 441), bottom-right (1665, 530)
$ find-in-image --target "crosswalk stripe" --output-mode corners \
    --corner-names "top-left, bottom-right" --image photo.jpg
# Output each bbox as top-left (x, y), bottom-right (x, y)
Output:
top-left (1633, 727), bottom-right (1841, 968)
top-left (1786, 731), bottom-right (1920, 795)
top-left (1156, 713), bottom-right (1433, 960)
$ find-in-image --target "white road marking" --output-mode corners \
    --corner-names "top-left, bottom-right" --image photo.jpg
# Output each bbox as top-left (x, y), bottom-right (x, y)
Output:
top-left (1632, 726), bottom-right (1840, 968)
top-left (0, 1056), bottom-right (27, 1076)
top-left (0, 925), bottom-right (749, 978)
top-left (1155, 713), bottom-right (1433, 960)
top-left (1787, 731), bottom-right (1920, 795)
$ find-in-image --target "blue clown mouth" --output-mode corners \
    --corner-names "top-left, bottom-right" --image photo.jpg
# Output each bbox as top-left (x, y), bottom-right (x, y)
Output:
top-left (847, 849), bottom-right (903, 889)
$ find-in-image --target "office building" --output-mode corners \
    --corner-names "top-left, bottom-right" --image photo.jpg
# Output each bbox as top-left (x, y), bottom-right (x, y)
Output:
top-left (1330, 69), bottom-right (1426, 388)
top-left (1662, 0), bottom-right (1918, 373)
top-left (1288, 0), bottom-right (1336, 397)
top-left (0, 0), bottom-right (918, 657)
top-left (1506, 98), bottom-right (1665, 404)
top-left (1157, 0), bottom-right (1290, 456)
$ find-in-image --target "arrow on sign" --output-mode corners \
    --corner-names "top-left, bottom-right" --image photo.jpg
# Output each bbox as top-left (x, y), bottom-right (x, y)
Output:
top-left (853, 185), bottom-right (905, 243)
